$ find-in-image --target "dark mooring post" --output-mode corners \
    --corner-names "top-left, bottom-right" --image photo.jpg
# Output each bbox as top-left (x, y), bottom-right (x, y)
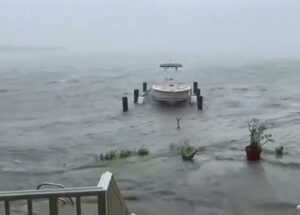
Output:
top-left (196, 88), bottom-right (201, 97)
top-left (122, 97), bottom-right (128, 112)
top-left (193, 82), bottom-right (198, 95)
top-left (143, 82), bottom-right (147, 92)
top-left (134, 89), bottom-right (139, 103)
top-left (197, 95), bottom-right (203, 110)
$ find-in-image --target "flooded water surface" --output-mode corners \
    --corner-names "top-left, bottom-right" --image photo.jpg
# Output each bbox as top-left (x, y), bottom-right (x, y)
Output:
top-left (0, 54), bottom-right (300, 214)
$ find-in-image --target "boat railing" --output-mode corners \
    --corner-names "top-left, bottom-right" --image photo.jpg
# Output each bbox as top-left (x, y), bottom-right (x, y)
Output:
top-left (0, 171), bottom-right (134, 215)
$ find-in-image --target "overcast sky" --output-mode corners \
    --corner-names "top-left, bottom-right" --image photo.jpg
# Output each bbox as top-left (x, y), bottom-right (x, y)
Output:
top-left (1, 0), bottom-right (300, 56)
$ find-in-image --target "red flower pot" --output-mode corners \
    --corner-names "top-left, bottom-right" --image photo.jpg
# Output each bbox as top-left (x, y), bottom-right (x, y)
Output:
top-left (245, 145), bottom-right (261, 161)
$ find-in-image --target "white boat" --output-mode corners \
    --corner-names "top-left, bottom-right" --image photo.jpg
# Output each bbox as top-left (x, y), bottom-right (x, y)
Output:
top-left (152, 63), bottom-right (191, 103)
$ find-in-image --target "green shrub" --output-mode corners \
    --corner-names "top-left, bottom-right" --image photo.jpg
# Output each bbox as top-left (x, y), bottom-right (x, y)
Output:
top-left (137, 147), bottom-right (149, 156)
top-left (100, 150), bottom-right (117, 160)
top-left (100, 147), bottom-right (149, 161)
top-left (180, 140), bottom-right (198, 161)
top-left (119, 150), bottom-right (132, 158)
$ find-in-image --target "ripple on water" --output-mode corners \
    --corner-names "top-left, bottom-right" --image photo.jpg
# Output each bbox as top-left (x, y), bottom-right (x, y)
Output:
top-left (1, 59), bottom-right (300, 215)
top-left (151, 189), bottom-right (177, 197)
top-left (0, 89), bottom-right (19, 93)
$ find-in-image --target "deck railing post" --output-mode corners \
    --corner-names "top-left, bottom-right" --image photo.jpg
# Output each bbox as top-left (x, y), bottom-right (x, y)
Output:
top-left (76, 196), bottom-right (81, 215)
top-left (27, 198), bottom-right (33, 215)
top-left (98, 192), bottom-right (107, 215)
top-left (49, 197), bottom-right (58, 215)
top-left (4, 200), bottom-right (10, 215)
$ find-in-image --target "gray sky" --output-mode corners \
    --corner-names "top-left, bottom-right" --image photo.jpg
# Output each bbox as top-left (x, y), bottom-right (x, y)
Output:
top-left (1, 0), bottom-right (300, 56)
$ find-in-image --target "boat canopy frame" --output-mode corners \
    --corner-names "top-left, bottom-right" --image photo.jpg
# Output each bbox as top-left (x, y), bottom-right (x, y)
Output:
top-left (160, 63), bottom-right (183, 71)
top-left (159, 63), bottom-right (183, 84)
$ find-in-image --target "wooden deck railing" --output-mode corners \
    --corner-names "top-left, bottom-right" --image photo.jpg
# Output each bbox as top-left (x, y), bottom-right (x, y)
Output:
top-left (0, 172), bottom-right (133, 215)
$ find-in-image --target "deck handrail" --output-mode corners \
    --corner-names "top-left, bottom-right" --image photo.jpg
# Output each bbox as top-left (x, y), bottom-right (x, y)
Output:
top-left (0, 187), bottom-right (105, 201)
top-left (0, 171), bottom-right (133, 215)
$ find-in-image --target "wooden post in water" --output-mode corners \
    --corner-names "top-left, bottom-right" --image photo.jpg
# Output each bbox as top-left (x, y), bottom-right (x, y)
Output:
top-left (122, 97), bottom-right (128, 112)
top-left (197, 95), bottom-right (203, 110)
top-left (196, 88), bottom-right (201, 97)
top-left (134, 89), bottom-right (139, 103)
top-left (143, 82), bottom-right (147, 92)
top-left (193, 82), bottom-right (198, 95)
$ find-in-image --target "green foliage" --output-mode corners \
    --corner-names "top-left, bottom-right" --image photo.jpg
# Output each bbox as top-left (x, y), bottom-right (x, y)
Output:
top-left (248, 118), bottom-right (274, 148)
top-left (100, 150), bottom-right (117, 161)
top-left (180, 142), bottom-right (195, 155)
top-left (100, 147), bottom-right (149, 161)
top-left (180, 140), bottom-right (198, 160)
top-left (119, 150), bottom-right (132, 158)
top-left (137, 147), bottom-right (149, 156)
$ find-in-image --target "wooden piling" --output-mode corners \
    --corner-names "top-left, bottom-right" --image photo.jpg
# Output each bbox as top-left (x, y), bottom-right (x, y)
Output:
top-left (134, 89), bottom-right (139, 103)
top-left (143, 82), bottom-right (147, 92)
top-left (122, 97), bottom-right (128, 112)
top-left (197, 95), bottom-right (203, 110)
top-left (193, 82), bottom-right (198, 94)
top-left (196, 88), bottom-right (201, 97)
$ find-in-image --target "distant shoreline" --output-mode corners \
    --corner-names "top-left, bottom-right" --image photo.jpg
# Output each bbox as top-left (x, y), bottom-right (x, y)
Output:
top-left (0, 45), bottom-right (68, 52)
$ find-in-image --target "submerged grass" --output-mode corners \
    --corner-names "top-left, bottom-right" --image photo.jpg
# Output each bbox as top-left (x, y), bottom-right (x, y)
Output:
top-left (100, 147), bottom-right (150, 161)
top-left (137, 147), bottom-right (149, 156)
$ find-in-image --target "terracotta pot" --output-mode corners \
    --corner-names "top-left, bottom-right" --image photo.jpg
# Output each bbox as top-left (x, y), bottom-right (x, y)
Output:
top-left (245, 145), bottom-right (261, 161)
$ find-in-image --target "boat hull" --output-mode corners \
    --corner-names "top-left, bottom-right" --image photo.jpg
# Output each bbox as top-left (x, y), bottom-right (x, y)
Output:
top-left (152, 88), bottom-right (191, 103)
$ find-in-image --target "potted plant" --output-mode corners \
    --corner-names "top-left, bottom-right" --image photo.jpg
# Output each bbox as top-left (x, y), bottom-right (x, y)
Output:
top-left (180, 140), bottom-right (198, 161)
top-left (246, 118), bottom-right (274, 161)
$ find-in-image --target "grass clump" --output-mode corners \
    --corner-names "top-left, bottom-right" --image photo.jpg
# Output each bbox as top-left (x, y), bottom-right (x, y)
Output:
top-left (100, 150), bottom-right (117, 161)
top-left (119, 150), bottom-right (132, 158)
top-left (137, 147), bottom-right (149, 156)
top-left (100, 147), bottom-right (149, 161)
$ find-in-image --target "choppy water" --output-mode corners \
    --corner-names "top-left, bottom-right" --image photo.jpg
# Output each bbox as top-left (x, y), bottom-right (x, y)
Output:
top-left (0, 53), bottom-right (300, 214)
